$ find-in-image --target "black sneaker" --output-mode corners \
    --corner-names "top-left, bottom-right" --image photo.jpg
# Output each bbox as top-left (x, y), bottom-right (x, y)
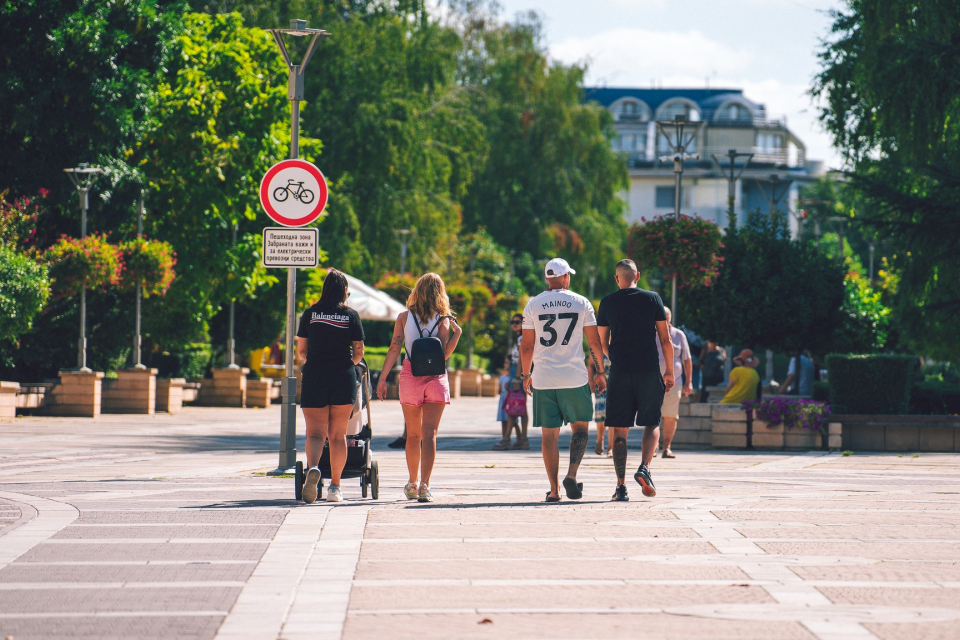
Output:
top-left (612, 485), bottom-right (628, 502)
top-left (634, 464), bottom-right (656, 497)
top-left (387, 437), bottom-right (406, 450)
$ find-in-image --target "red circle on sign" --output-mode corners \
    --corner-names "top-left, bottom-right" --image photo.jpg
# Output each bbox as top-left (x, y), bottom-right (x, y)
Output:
top-left (259, 159), bottom-right (328, 227)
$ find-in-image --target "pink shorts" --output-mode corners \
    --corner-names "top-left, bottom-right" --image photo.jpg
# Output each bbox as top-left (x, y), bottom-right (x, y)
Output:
top-left (398, 359), bottom-right (451, 406)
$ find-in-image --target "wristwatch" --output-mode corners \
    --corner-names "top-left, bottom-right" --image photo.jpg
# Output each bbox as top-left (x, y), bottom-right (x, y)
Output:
top-left (519, 373), bottom-right (532, 380)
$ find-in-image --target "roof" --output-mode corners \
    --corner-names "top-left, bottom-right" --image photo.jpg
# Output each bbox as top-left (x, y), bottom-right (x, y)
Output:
top-left (582, 87), bottom-right (763, 120)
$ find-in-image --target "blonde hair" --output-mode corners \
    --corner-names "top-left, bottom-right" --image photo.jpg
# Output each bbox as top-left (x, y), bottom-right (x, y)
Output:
top-left (406, 273), bottom-right (452, 323)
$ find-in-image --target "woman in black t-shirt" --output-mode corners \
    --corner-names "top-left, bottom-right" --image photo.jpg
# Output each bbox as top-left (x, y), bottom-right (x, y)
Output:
top-left (295, 269), bottom-right (365, 504)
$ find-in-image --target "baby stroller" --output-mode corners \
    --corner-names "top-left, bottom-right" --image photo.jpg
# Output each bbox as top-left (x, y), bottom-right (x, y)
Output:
top-left (294, 361), bottom-right (379, 500)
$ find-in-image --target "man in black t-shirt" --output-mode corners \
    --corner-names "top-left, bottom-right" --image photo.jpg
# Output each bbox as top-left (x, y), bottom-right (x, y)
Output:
top-left (596, 259), bottom-right (675, 501)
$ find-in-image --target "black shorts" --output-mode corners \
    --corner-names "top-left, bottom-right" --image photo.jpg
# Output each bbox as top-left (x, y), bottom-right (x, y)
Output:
top-left (604, 367), bottom-right (665, 428)
top-left (300, 366), bottom-right (358, 408)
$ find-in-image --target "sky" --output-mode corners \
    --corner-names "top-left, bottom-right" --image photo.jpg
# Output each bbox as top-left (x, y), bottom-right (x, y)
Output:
top-left (493, 0), bottom-right (846, 169)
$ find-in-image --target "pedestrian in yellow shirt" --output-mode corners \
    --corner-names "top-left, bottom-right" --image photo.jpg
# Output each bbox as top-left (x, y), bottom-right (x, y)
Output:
top-left (719, 349), bottom-right (761, 404)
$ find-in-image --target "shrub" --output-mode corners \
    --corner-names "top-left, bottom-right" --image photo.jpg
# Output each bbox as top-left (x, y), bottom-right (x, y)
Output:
top-left (0, 246), bottom-right (50, 342)
top-left (910, 381), bottom-right (960, 415)
top-left (826, 354), bottom-right (918, 414)
top-left (118, 238), bottom-right (176, 297)
top-left (812, 380), bottom-right (830, 403)
top-left (743, 397), bottom-right (831, 434)
top-left (374, 271), bottom-right (418, 304)
top-left (45, 234), bottom-right (121, 298)
top-left (147, 344), bottom-right (212, 379)
top-left (628, 214), bottom-right (723, 288)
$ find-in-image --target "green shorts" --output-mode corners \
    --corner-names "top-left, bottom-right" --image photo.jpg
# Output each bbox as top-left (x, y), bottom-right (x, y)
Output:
top-left (532, 384), bottom-right (594, 428)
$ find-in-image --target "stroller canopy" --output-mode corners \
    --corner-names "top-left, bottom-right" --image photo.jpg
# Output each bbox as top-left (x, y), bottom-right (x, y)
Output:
top-left (343, 273), bottom-right (407, 321)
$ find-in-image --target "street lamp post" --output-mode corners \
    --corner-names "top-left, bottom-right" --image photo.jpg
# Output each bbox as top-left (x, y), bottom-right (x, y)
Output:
top-left (132, 188), bottom-right (146, 369)
top-left (712, 148), bottom-right (753, 224)
top-left (394, 228), bottom-right (416, 274)
top-left (656, 115), bottom-right (702, 323)
top-left (266, 19), bottom-right (328, 476)
top-left (64, 163), bottom-right (103, 372)
top-left (227, 220), bottom-right (239, 369)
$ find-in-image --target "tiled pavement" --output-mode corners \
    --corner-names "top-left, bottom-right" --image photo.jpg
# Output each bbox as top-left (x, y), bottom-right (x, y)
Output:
top-left (1, 399), bottom-right (959, 639)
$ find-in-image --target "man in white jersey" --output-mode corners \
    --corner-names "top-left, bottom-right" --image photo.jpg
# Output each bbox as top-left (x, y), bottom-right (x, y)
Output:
top-left (520, 258), bottom-right (608, 502)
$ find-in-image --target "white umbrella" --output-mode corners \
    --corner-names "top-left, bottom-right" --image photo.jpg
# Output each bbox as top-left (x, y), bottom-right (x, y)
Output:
top-left (343, 273), bottom-right (406, 321)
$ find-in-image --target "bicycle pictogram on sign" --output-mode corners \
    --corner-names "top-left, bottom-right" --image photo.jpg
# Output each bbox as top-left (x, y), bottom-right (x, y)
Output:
top-left (259, 159), bottom-right (328, 227)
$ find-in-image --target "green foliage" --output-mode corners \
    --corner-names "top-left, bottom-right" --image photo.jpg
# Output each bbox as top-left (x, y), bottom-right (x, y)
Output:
top-left (812, 380), bottom-right (830, 403)
top-left (146, 343), bottom-right (212, 379)
top-left (826, 354), bottom-right (918, 415)
top-left (684, 211), bottom-right (846, 356)
top-left (0, 190), bottom-right (49, 256)
top-left (45, 234), bottom-right (123, 298)
top-left (374, 272), bottom-right (419, 307)
top-left (0, 246), bottom-right (50, 343)
top-left (628, 215), bottom-right (723, 289)
top-left (830, 273), bottom-right (890, 353)
top-left (118, 239), bottom-right (177, 297)
top-left (813, 2), bottom-right (960, 359)
top-left (910, 380), bottom-right (960, 416)
top-left (453, 5), bottom-right (628, 296)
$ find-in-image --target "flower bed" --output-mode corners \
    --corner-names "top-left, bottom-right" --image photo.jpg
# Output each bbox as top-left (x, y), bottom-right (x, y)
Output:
top-left (742, 397), bottom-right (831, 434)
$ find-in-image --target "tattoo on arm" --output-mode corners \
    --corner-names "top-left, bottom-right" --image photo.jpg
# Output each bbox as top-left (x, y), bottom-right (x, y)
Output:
top-left (569, 430), bottom-right (588, 466)
top-left (392, 336), bottom-right (403, 346)
top-left (590, 352), bottom-right (601, 371)
top-left (613, 436), bottom-right (628, 481)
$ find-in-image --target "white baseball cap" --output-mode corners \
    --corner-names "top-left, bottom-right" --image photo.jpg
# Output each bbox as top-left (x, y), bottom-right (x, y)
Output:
top-left (544, 258), bottom-right (576, 278)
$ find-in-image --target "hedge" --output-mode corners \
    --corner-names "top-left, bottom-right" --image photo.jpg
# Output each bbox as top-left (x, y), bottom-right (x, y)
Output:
top-left (826, 354), bottom-right (918, 415)
top-left (147, 344), bottom-right (212, 380)
top-left (911, 381), bottom-right (960, 416)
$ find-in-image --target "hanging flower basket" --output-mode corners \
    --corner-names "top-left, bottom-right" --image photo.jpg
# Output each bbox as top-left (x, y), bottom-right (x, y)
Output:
top-left (118, 238), bottom-right (177, 297)
top-left (44, 233), bottom-right (122, 298)
top-left (628, 215), bottom-right (723, 288)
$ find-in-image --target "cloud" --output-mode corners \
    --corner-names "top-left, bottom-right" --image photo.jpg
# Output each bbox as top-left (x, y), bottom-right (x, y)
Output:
top-left (551, 27), bottom-right (752, 85)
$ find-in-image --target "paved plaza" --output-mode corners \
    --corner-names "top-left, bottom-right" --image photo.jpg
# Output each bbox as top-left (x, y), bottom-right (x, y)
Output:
top-left (1, 397), bottom-right (959, 640)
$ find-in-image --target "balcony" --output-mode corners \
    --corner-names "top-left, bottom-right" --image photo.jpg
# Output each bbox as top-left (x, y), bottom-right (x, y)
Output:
top-left (696, 146), bottom-right (805, 169)
top-left (710, 115), bottom-right (787, 129)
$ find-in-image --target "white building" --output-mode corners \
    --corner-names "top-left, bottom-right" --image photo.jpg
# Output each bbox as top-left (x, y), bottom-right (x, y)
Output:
top-left (584, 87), bottom-right (823, 233)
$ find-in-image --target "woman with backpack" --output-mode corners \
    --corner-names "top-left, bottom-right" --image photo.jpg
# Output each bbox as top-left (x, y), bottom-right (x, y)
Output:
top-left (376, 273), bottom-right (462, 502)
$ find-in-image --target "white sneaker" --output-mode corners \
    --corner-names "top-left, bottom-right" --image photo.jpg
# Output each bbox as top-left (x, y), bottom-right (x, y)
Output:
top-left (417, 483), bottom-right (433, 503)
top-left (302, 467), bottom-right (321, 504)
top-left (404, 482), bottom-right (418, 500)
top-left (326, 484), bottom-right (343, 502)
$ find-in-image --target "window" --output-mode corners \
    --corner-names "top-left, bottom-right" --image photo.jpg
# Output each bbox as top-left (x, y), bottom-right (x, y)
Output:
top-left (657, 99), bottom-right (700, 122)
top-left (622, 101), bottom-right (637, 116)
top-left (616, 129), bottom-right (647, 154)
top-left (718, 103), bottom-right (751, 123)
top-left (757, 132), bottom-right (784, 153)
top-left (655, 186), bottom-right (689, 209)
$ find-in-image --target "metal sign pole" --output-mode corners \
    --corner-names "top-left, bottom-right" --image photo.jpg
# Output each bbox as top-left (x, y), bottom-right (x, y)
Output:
top-left (266, 20), bottom-right (328, 476)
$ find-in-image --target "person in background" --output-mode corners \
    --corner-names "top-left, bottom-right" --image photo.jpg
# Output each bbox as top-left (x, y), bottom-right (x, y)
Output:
top-left (699, 341), bottom-right (726, 403)
top-left (655, 308), bottom-right (693, 459)
top-left (719, 349), bottom-right (761, 404)
top-left (784, 353), bottom-right (815, 396)
top-left (588, 353), bottom-right (612, 456)
top-left (682, 326), bottom-right (703, 394)
top-left (377, 273), bottom-right (462, 503)
top-left (494, 313), bottom-right (528, 450)
top-left (296, 269), bottom-right (365, 504)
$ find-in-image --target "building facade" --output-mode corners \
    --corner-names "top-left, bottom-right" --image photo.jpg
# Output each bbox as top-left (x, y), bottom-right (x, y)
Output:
top-left (584, 88), bottom-right (823, 233)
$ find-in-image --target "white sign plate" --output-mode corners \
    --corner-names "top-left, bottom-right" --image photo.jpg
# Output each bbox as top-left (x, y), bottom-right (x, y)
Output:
top-left (262, 227), bottom-right (319, 268)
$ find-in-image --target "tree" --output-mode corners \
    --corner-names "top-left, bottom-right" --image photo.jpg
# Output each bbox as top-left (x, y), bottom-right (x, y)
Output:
top-left (684, 211), bottom-right (846, 359)
top-left (813, 1), bottom-right (960, 359)
top-left (451, 5), bottom-right (629, 296)
top-left (0, 246), bottom-right (49, 345)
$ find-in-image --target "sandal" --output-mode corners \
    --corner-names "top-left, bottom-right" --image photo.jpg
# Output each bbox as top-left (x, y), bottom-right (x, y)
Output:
top-left (492, 440), bottom-right (510, 451)
top-left (510, 438), bottom-right (530, 450)
top-left (545, 492), bottom-right (561, 503)
top-left (562, 477), bottom-right (583, 500)
top-left (662, 450), bottom-right (676, 459)
top-left (595, 442), bottom-right (603, 455)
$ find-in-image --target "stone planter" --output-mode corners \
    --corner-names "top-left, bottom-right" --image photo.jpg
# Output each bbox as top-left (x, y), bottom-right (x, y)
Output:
top-left (48, 370), bottom-right (104, 418)
top-left (827, 422), bottom-right (842, 450)
top-left (673, 398), bottom-right (713, 449)
top-left (480, 374), bottom-right (498, 397)
top-left (102, 368), bottom-right (157, 415)
top-left (198, 367), bottom-right (249, 407)
top-left (156, 378), bottom-right (185, 413)
top-left (447, 369), bottom-right (461, 399)
top-left (459, 369), bottom-right (482, 397)
top-left (0, 381), bottom-right (18, 420)
top-left (711, 405), bottom-right (748, 449)
top-left (784, 427), bottom-right (821, 450)
top-left (751, 419), bottom-right (784, 450)
top-left (246, 379), bottom-right (271, 408)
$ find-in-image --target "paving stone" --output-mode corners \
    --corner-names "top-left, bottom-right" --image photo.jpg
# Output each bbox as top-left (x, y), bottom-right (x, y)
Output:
top-left (865, 620), bottom-right (960, 640)
top-left (74, 511), bottom-right (286, 525)
top-left (0, 562), bottom-right (256, 583)
top-left (362, 523), bottom-right (699, 539)
top-left (342, 612), bottom-right (817, 639)
top-left (0, 586), bottom-right (240, 613)
top-left (819, 586), bottom-right (960, 609)
top-left (53, 525), bottom-right (280, 539)
top-left (358, 540), bottom-right (717, 561)
top-left (17, 542), bottom-right (268, 563)
top-left (793, 563), bottom-right (960, 582)
top-left (757, 541), bottom-right (960, 561)
top-left (0, 614), bottom-right (224, 640)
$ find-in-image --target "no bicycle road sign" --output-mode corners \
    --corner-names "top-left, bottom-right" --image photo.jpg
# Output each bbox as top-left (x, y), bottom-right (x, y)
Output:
top-left (259, 159), bottom-right (328, 227)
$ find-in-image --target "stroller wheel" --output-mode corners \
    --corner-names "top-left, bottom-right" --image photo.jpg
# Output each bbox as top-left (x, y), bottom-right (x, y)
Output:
top-left (361, 472), bottom-right (368, 498)
top-left (371, 461), bottom-right (380, 500)
top-left (295, 461), bottom-right (304, 501)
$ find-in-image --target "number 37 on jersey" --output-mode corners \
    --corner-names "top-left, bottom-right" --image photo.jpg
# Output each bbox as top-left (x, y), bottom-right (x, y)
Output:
top-left (538, 313), bottom-right (579, 347)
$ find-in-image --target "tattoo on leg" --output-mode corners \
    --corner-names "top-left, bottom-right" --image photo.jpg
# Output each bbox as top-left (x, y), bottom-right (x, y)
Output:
top-left (613, 436), bottom-right (627, 480)
top-left (569, 430), bottom-right (588, 465)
